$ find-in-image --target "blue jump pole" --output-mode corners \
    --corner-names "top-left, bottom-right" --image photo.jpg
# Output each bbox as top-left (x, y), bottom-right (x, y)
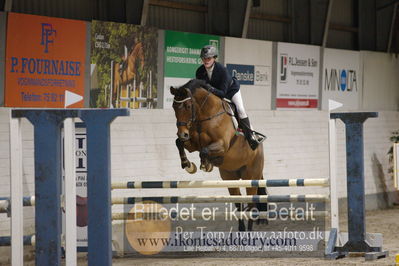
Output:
top-left (330, 112), bottom-right (388, 259)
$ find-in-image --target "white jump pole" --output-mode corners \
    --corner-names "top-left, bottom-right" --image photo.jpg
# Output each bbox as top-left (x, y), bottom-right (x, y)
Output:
top-left (64, 119), bottom-right (77, 266)
top-left (10, 115), bottom-right (23, 266)
top-left (328, 100), bottom-right (342, 244)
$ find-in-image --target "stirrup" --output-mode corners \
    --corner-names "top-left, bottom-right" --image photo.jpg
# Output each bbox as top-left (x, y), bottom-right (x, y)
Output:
top-left (246, 132), bottom-right (261, 150)
top-left (253, 131), bottom-right (266, 143)
top-left (247, 131), bottom-right (266, 150)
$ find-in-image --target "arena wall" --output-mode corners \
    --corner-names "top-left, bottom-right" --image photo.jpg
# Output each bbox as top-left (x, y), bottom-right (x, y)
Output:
top-left (361, 51), bottom-right (399, 111)
top-left (0, 108), bottom-right (398, 255)
top-left (110, 109), bottom-right (399, 206)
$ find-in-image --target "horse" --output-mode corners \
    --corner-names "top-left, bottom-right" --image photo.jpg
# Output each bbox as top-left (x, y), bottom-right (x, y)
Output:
top-left (111, 42), bottom-right (145, 108)
top-left (170, 79), bottom-right (267, 231)
top-left (120, 41), bottom-right (145, 92)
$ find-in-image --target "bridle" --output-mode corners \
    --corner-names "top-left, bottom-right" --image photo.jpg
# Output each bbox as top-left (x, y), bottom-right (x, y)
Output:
top-left (173, 89), bottom-right (227, 135)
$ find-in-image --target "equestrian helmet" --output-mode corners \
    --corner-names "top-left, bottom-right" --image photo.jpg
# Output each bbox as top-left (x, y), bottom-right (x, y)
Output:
top-left (200, 45), bottom-right (218, 59)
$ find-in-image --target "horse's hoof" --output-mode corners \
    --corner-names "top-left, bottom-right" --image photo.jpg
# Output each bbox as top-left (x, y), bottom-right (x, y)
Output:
top-left (185, 162), bottom-right (197, 174)
top-left (200, 164), bottom-right (213, 172)
top-left (200, 164), bottom-right (207, 171)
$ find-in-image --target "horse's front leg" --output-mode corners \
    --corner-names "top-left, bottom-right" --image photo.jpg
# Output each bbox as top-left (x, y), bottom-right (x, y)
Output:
top-left (200, 140), bottom-right (225, 172)
top-left (175, 138), bottom-right (197, 174)
top-left (199, 154), bottom-right (213, 172)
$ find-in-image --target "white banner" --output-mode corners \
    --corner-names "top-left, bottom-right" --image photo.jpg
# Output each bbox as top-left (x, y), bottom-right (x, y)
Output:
top-left (225, 37), bottom-right (272, 110)
top-left (361, 51), bottom-right (399, 111)
top-left (321, 48), bottom-right (360, 110)
top-left (276, 42), bottom-right (320, 109)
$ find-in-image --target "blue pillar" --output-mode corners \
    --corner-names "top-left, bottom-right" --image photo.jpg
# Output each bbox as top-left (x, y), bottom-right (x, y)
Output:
top-left (12, 110), bottom-right (78, 266)
top-left (330, 112), bottom-right (385, 255)
top-left (80, 109), bottom-right (128, 266)
top-left (12, 109), bottom-right (129, 266)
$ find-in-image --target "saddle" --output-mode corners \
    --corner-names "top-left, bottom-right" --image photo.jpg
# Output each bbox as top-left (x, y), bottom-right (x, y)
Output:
top-left (222, 98), bottom-right (266, 143)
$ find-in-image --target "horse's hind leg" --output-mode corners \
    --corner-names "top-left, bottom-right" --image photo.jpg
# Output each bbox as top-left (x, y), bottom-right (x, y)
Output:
top-left (245, 187), bottom-right (258, 231)
top-left (220, 168), bottom-right (246, 231)
top-left (228, 187), bottom-right (246, 232)
top-left (242, 150), bottom-right (268, 228)
top-left (257, 186), bottom-right (268, 211)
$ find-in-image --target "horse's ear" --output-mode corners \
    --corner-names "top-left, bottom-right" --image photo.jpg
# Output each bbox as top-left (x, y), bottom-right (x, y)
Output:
top-left (170, 86), bottom-right (177, 95)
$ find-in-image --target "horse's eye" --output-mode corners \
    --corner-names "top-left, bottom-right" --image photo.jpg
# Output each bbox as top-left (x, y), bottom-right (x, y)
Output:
top-left (186, 104), bottom-right (191, 110)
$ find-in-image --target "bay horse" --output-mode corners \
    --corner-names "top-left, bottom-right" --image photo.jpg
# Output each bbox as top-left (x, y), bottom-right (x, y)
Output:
top-left (170, 79), bottom-right (267, 231)
top-left (111, 42), bottom-right (145, 108)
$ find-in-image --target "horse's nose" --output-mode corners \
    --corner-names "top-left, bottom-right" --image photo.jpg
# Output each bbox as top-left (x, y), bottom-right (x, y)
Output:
top-left (177, 131), bottom-right (190, 141)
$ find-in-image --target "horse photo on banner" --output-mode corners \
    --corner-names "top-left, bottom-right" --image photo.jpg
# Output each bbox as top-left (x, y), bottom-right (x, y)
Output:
top-left (90, 20), bottom-right (158, 109)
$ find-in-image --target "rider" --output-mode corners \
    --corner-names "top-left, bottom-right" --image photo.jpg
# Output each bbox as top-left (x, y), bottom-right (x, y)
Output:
top-left (195, 45), bottom-right (261, 150)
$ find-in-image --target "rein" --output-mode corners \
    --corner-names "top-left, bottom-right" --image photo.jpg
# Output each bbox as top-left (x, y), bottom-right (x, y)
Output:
top-left (173, 89), bottom-right (226, 130)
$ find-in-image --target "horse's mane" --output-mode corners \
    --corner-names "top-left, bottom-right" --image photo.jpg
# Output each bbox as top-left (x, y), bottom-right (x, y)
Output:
top-left (178, 79), bottom-right (208, 94)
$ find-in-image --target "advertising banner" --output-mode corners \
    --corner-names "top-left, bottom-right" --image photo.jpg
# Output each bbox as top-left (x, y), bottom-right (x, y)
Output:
top-left (121, 201), bottom-right (326, 257)
top-left (321, 48), bottom-right (360, 110)
top-left (91, 20), bottom-right (158, 108)
top-left (5, 13), bottom-right (86, 108)
top-left (226, 64), bottom-right (269, 86)
top-left (276, 42), bottom-right (320, 109)
top-left (224, 37), bottom-right (272, 110)
top-left (0, 12), bottom-right (5, 106)
top-left (62, 125), bottom-right (88, 250)
top-left (163, 30), bottom-right (220, 109)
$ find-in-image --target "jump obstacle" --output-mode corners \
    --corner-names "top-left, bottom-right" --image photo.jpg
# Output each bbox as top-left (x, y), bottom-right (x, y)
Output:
top-left (0, 193), bottom-right (328, 206)
top-left (0, 177), bottom-right (328, 212)
top-left (5, 109), bottom-right (388, 265)
top-left (111, 178), bottom-right (329, 189)
top-left (0, 235), bottom-right (35, 247)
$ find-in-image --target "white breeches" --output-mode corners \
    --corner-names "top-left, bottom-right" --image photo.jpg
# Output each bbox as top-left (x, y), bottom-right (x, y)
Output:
top-left (231, 90), bottom-right (247, 119)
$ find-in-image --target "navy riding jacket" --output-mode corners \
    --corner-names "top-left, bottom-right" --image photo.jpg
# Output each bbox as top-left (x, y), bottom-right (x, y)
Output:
top-left (195, 62), bottom-right (240, 100)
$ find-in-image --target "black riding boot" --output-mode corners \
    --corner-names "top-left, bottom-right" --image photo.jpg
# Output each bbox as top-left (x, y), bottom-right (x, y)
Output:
top-left (239, 117), bottom-right (259, 150)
